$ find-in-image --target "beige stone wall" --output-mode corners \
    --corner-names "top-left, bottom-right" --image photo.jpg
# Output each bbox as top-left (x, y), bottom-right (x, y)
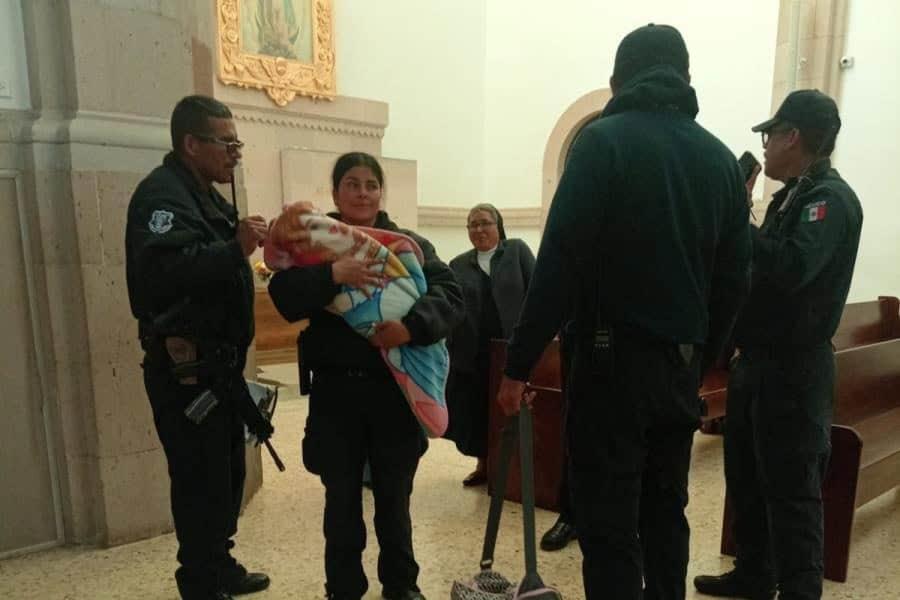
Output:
top-left (1, 0), bottom-right (401, 554)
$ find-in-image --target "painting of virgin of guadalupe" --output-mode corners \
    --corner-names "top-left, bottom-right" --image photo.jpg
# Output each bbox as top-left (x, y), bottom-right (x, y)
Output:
top-left (217, 0), bottom-right (335, 104)
top-left (240, 0), bottom-right (313, 62)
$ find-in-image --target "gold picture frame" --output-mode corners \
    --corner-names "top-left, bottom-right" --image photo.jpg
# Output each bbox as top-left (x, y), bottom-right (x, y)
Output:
top-left (216, 0), bottom-right (336, 106)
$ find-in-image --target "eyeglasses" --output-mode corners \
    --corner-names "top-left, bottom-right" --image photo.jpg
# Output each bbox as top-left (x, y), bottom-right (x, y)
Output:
top-left (467, 220), bottom-right (496, 231)
top-left (761, 125), bottom-right (794, 149)
top-left (193, 134), bottom-right (245, 153)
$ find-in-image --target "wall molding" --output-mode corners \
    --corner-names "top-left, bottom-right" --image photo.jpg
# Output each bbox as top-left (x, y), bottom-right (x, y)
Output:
top-left (230, 100), bottom-right (386, 139)
top-left (1, 110), bottom-right (170, 150)
top-left (418, 205), bottom-right (542, 228)
top-left (3, 105), bottom-right (386, 152)
top-left (233, 109), bottom-right (384, 139)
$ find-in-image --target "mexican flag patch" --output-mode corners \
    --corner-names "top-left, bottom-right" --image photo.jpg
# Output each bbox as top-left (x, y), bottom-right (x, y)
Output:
top-left (803, 200), bottom-right (827, 223)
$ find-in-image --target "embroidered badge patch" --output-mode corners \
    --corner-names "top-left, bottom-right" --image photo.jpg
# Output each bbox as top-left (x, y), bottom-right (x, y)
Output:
top-left (148, 210), bottom-right (174, 234)
top-left (802, 200), bottom-right (827, 223)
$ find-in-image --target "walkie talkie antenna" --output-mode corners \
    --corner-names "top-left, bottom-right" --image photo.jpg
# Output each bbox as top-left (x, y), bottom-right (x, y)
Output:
top-left (230, 178), bottom-right (239, 233)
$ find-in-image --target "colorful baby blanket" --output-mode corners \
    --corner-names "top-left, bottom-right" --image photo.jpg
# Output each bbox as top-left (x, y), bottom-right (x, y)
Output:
top-left (264, 204), bottom-right (449, 438)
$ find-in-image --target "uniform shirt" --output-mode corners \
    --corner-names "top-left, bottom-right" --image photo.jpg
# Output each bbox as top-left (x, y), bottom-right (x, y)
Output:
top-left (504, 65), bottom-right (752, 381)
top-left (734, 160), bottom-right (863, 348)
top-left (125, 153), bottom-right (254, 352)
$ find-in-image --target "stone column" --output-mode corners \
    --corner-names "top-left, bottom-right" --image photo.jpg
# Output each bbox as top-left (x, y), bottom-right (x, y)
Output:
top-left (6, 0), bottom-right (399, 550)
top-left (15, 0), bottom-right (206, 546)
top-left (757, 0), bottom-right (849, 214)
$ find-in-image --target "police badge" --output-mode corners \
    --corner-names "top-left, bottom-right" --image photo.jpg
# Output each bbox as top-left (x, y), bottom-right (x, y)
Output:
top-left (148, 209), bottom-right (174, 234)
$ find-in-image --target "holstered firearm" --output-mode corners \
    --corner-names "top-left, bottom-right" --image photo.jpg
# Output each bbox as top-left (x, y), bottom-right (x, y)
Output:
top-left (139, 299), bottom-right (284, 471)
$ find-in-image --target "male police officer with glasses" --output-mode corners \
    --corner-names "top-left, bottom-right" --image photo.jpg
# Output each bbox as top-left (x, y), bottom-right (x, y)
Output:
top-left (126, 95), bottom-right (296, 600)
top-left (695, 90), bottom-right (863, 600)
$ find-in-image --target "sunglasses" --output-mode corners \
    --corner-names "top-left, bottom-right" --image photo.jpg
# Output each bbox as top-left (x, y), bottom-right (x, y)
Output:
top-left (193, 134), bottom-right (245, 153)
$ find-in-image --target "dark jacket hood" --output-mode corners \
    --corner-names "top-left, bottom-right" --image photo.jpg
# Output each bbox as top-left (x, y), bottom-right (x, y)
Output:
top-left (602, 65), bottom-right (699, 120)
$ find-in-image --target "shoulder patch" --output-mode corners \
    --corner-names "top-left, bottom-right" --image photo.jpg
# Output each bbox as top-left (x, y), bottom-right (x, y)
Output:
top-left (148, 210), bottom-right (174, 234)
top-left (802, 200), bottom-right (827, 223)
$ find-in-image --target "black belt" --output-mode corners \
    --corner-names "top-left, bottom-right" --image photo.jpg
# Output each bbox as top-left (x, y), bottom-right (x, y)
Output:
top-left (142, 336), bottom-right (240, 375)
top-left (312, 365), bottom-right (393, 381)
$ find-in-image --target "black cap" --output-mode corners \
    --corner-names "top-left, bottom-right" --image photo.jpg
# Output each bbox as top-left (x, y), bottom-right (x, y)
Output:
top-left (751, 89), bottom-right (841, 135)
top-left (612, 24), bottom-right (690, 86)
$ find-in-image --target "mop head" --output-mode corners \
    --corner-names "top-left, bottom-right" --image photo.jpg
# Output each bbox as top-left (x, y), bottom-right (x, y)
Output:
top-left (451, 569), bottom-right (516, 599)
top-left (511, 573), bottom-right (563, 599)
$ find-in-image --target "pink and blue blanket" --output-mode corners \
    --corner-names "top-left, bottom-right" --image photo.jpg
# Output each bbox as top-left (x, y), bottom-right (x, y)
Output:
top-left (264, 205), bottom-right (449, 438)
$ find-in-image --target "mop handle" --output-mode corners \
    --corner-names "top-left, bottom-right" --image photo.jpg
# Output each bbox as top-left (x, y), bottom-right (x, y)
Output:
top-left (479, 416), bottom-right (518, 570)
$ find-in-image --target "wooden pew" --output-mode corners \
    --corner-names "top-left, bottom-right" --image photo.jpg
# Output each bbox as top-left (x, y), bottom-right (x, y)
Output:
top-left (700, 296), bottom-right (900, 431)
top-left (720, 338), bottom-right (900, 582)
top-left (486, 340), bottom-right (563, 510)
top-left (253, 289), bottom-right (307, 366)
top-left (482, 298), bottom-right (900, 521)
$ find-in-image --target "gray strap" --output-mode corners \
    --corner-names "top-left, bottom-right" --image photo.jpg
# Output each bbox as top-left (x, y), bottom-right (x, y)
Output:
top-left (519, 402), bottom-right (541, 580)
top-left (479, 416), bottom-right (518, 570)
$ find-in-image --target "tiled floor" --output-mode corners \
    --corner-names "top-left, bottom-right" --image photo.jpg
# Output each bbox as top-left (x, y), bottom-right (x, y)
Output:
top-left (2, 363), bottom-right (899, 599)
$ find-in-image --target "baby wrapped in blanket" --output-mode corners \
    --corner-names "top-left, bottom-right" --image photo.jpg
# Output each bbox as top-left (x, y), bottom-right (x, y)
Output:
top-left (264, 202), bottom-right (450, 438)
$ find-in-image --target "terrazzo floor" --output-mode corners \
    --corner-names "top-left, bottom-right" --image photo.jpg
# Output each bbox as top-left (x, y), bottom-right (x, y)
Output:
top-left (2, 363), bottom-right (899, 599)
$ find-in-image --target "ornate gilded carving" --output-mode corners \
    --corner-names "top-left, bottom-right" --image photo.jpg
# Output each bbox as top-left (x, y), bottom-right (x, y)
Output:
top-left (217, 0), bottom-right (336, 106)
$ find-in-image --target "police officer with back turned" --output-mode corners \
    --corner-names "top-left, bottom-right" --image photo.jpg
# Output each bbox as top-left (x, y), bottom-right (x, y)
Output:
top-left (497, 24), bottom-right (752, 600)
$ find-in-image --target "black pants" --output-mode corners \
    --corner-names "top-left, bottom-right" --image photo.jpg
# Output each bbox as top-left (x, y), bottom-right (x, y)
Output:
top-left (558, 335), bottom-right (575, 524)
top-left (725, 344), bottom-right (833, 600)
top-left (143, 362), bottom-right (246, 599)
top-left (567, 334), bottom-right (701, 600)
top-left (303, 369), bottom-right (427, 599)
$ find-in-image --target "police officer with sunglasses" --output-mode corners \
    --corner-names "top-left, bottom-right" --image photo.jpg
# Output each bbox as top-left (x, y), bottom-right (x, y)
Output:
top-left (695, 90), bottom-right (863, 600)
top-left (126, 95), bottom-right (283, 600)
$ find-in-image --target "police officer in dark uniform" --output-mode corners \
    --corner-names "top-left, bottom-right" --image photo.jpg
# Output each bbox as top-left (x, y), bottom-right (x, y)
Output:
top-left (695, 91), bottom-right (863, 600)
top-left (498, 25), bottom-right (752, 600)
top-left (126, 95), bottom-right (280, 600)
top-left (268, 152), bottom-right (463, 600)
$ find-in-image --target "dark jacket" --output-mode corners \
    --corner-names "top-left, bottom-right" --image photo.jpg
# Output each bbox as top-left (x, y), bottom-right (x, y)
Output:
top-left (448, 239), bottom-right (536, 373)
top-left (125, 152), bottom-right (254, 353)
top-left (734, 160), bottom-right (862, 348)
top-left (267, 211), bottom-right (464, 373)
top-left (505, 65), bottom-right (752, 380)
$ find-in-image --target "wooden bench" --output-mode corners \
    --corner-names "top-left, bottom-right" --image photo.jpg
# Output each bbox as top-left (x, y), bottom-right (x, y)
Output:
top-left (700, 296), bottom-right (900, 432)
top-left (720, 338), bottom-right (900, 582)
top-left (482, 298), bottom-right (900, 525)
top-left (253, 289), bottom-right (307, 365)
top-left (486, 340), bottom-right (564, 510)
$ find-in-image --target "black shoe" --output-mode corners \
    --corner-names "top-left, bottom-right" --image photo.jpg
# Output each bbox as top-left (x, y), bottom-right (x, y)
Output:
top-left (179, 592), bottom-right (233, 600)
top-left (382, 589), bottom-right (426, 600)
top-left (540, 518), bottom-right (577, 551)
top-left (694, 569), bottom-right (775, 599)
top-left (462, 469), bottom-right (487, 487)
top-left (221, 571), bottom-right (270, 595)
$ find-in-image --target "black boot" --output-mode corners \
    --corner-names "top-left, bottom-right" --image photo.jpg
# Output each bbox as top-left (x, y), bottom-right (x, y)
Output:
top-left (540, 517), bottom-right (577, 551)
top-left (694, 569), bottom-right (775, 599)
top-left (382, 589), bottom-right (426, 599)
top-left (220, 564), bottom-right (270, 596)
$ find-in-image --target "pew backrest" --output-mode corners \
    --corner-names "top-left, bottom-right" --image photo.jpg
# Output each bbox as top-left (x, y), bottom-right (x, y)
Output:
top-left (833, 338), bottom-right (900, 426)
top-left (831, 296), bottom-right (900, 351)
